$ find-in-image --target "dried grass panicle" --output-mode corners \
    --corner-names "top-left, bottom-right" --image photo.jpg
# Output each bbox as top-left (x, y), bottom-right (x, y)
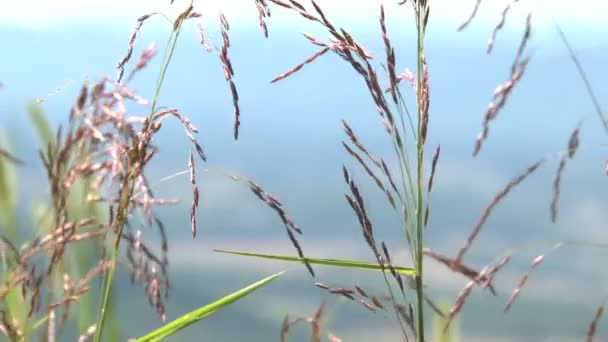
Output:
top-left (310, 0), bottom-right (339, 38)
top-left (342, 167), bottom-right (382, 264)
top-left (455, 158), bottom-right (544, 263)
top-left (371, 295), bottom-right (385, 309)
top-left (0, 223), bottom-right (107, 321)
top-left (0, 220), bottom-right (104, 298)
top-left (186, 11), bottom-right (202, 19)
top-left (504, 276), bottom-right (526, 312)
top-left (188, 151), bottom-right (200, 237)
top-left (444, 278), bottom-right (475, 332)
top-left (311, 303), bottom-right (324, 342)
top-left (279, 315), bottom-right (291, 342)
top-left (504, 244), bottom-right (562, 313)
top-left (152, 108), bottom-right (207, 161)
top-left (246, 180), bottom-right (314, 276)
top-left (216, 13), bottom-right (241, 140)
top-left (290, 5), bottom-right (318, 22)
top-left (247, 181), bottom-right (300, 234)
top-left (587, 301), bottom-right (606, 342)
top-left (443, 254), bottom-right (514, 331)
top-left (425, 144), bottom-right (441, 226)
top-left (342, 120), bottom-right (382, 169)
top-left (479, 255), bottom-right (511, 290)
top-left (127, 42), bottom-right (157, 82)
top-left (486, 1), bottom-right (519, 54)
top-left (427, 144), bottom-right (440, 194)
top-left (315, 282), bottom-right (329, 290)
top-left (317, 281), bottom-right (385, 309)
top-left (255, 0), bottom-right (271, 38)
top-left (363, 60), bottom-right (405, 149)
top-left (342, 141), bottom-right (396, 209)
top-left (395, 303), bottom-right (417, 338)
top-left (419, 55), bottom-right (431, 144)
top-left (458, 0), bottom-right (482, 31)
top-left (13, 77), bottom-right (209, 321)
top-left (280, 303), bottom-right (329, 342)
top-left (381, 159), bottom-right (403, 202)
top-left (566, 126), bottom-right (581, 159)
top-left (266, 0), bottom-right (291, 10)
top-left (23, 63), bottom-right (217, 325)
top-left (381, 241), bottom-right (405, 293)
top-left (511, 13), bottom-right (532, 74)
top-left (423, 248), bottom-right (496, 294)
top-left (354, 285), bottom-right (369, 298)
top-left (271, 47), bottom-right (330, 83)
top-left (302, 32), bottom-right (327, 47)
top-left (123, 229), bottom-right (171, 318)
top-left (473, 14), bottom-right (531, 157)
top-left (360, 299), bottom-right (377, 312)
top-left (328, 287), bottom-right (356, 301)
top-left (123, 230), bottom-right (168, 278)
top-left (144, 266), bottom-right (167, 321)
top-left (379, 4), bottom-right (398, 105)
top-left (197, 23), bottom-right (214, 52)
top-left (550, 125), bottom-right (580, 223)
top-left (70, 84), bottom-right (89, 119)
top-left (172, 3), bottom-right (194, 30)
top-left (288, 0), bottom-right (306, 11)
top-left (50, 260), bottom-right (108, 326)
top-left (273, 0), bottom-right (383, 96)
top-left (116, 13), bottom-right (155, 83)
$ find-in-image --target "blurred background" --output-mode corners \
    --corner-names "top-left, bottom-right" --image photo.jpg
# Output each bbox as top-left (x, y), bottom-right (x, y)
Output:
top-left (0, 0), bottom-right (607, 340)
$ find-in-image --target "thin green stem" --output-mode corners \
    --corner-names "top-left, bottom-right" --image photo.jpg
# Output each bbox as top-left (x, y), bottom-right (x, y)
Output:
top-left (414, 2), bottom-right (426, 341)
top-left (94, 176), bottom-right (135, 342)
top-left (150, 29), bottom-right (181, 115)
top-left (93, 11), bottom-right (188, 342)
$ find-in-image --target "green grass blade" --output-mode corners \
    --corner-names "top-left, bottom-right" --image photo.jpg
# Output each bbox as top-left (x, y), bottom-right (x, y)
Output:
top-left (135, 271), bottom-right (285, 342)
top-left (0, 137), bottom-right (17, 231)
top-left (26, 101), bottom-right (54, 147)
top-left (432, 302), bottom-right (458, 342)
top-left (214, 250), bottom-right (416, 276)
top-left (0, 137), bottom-right (29, 339)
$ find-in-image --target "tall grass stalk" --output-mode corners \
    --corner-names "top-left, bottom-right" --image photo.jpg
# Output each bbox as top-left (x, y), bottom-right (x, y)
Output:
top-left (414, 1), bottom-right (429, 340)
top-left (93, 4), bottom-right (192, 341)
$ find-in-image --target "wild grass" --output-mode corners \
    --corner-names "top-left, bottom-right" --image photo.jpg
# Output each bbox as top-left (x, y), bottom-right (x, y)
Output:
top-left (0, 0), bottom-right (606, 341)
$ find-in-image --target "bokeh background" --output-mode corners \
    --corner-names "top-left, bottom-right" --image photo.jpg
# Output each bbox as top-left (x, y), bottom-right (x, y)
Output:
top-left (1, 0), bottom-right (607, 340)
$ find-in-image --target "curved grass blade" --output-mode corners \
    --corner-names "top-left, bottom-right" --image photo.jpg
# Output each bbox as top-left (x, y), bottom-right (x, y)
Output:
top-left (135, 271), bottom-right (285, 342)
top-left (214, 250), bottom-right (416, 276)
top-left (0, 137), bottom-right (28, 339)
top-left (27, 101), bottom-right (55, 148)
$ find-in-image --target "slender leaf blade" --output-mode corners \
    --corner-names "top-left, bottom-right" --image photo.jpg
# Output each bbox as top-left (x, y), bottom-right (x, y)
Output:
top-left (136, 271), bottom-right (285, 342)
top-left (26, 101), bottom-right (54, 147)
top-left (214, 250), bottom-right (416, 276)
